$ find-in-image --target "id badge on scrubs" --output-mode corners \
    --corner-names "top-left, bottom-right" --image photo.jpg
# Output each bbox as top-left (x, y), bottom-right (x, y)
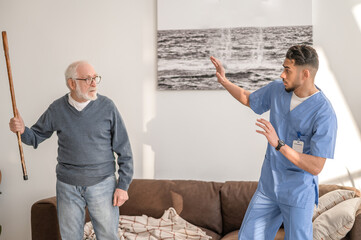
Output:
top-left (292, 140), bottom-right (304, 153)
top-left (293, 132), bottom-right (304, 153)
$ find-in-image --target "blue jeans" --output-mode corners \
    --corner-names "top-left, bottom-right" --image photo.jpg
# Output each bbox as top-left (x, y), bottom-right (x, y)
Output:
top-left (238, 189), bottom-right (314, 240)
top-left (56, 175), bottom-right (119, 240)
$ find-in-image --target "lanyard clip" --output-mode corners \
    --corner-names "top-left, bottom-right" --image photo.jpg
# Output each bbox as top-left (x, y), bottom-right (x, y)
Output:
top-left (297, 131), bottom-right (302, 140)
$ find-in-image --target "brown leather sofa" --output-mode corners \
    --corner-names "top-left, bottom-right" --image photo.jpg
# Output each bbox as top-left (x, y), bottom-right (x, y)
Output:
top-left (31, 179), bottom-right (361, 240)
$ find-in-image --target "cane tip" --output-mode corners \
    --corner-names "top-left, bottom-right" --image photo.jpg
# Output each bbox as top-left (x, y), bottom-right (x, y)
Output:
top-left (23, 175), bottom-right (28, 180)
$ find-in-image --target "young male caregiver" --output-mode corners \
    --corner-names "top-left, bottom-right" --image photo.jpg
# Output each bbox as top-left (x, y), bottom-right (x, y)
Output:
top-left (210, 45), bottom-right (337, 240)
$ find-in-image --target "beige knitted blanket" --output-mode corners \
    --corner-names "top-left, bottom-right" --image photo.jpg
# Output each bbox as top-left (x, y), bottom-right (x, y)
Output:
top-left (83, 207), bottom-right (211, 240)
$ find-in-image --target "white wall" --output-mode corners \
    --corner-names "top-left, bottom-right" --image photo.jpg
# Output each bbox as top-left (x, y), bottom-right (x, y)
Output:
top-left (313, 0), bottom-right (361, 188)
top-left (0, 0), bottom-right (360, 239)
top-left (314, 0), bottom-right (361, 130)
top-left (0, 1), bottom-right (156, 239)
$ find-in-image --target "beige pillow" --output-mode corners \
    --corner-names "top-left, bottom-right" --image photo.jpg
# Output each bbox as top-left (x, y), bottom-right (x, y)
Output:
top-left (313, 190), bottom-right (356, 221)
top-left (313, 197), bottom-right (361, 240)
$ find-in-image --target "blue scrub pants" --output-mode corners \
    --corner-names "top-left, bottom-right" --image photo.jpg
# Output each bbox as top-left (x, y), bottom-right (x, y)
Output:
top-left (238, 189), bottom-right (314, 240)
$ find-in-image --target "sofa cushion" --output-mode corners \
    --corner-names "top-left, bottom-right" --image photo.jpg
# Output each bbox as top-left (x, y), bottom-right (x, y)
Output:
top-left (171, 180), bottom-right (223, 235)
top-left (199, 226), bottom-right (221, 240)
top-left (220, 229), bottom-right (285, 240)
top-left (313, 189), bottom-right (357, 221)
top-left (319, 184), bottom-right (360, 198)
top-left (350, 207), bottom-right (361, 239)
top-left (31, 197), bottom-right (61, 240)
top-left (119, 179), bottom-right (175, 218)
top-left (220, 230), bottom-right (238, 240)
top-left (220, 181), bottom-right (258, 235)
top-left (313, 198), bottom-right (361, 240)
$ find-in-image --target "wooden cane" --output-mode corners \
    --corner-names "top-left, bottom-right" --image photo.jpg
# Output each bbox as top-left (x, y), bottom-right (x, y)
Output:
top-left (2, 31), bottom-right (28, 180)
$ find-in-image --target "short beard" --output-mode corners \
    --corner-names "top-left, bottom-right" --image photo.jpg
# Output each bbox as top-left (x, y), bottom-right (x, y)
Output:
top-left (75, 83), bottom-right (97, 101)
top-left (285, 87), bottom-right (295, 93)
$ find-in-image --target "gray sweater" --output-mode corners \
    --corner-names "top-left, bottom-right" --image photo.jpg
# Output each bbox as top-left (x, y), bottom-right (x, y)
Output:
top-left (21, 94), bottom-right (133, 190)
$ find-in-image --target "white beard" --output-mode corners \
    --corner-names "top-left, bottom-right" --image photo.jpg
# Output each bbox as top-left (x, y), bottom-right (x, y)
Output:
top-left (75, 83), bottom-right (97, 101)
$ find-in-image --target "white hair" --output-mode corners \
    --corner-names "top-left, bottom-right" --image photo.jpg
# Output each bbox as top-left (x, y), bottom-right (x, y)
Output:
top-left (64, 60), bottom-right (89, 89)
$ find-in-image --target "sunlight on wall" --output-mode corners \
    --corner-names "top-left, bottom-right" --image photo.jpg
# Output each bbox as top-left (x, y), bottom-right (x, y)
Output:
top-left (316, 47), bottom-right (361, 189)
top-left (142, 16), bottom-right (156, 179)
top-left (142, 77), bottom-right (156, 179)
top-left (142, 144), bottom-right (155, 178)
top-left (352, 3), bottom-right (361, 31)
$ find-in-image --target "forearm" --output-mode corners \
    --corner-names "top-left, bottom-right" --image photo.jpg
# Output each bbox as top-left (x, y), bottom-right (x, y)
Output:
top-left (113, 126), bottom-right (133, 190)
top-left (221, 77), bottom-right (251, 107)
top-left (21, 126), bottom-right (53, 149)
top-left (21, 127), bottom-right (40, 148)
top-left (279, 144), bottom-right (326, 175)
top-left (117, 155), bottom-right (133, 190)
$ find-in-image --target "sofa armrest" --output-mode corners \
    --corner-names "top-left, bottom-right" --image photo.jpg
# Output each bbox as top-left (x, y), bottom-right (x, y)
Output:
top-left (31, 196), bottom-right (61, 240)
top-left (349, 205), bottom-right (361, 240)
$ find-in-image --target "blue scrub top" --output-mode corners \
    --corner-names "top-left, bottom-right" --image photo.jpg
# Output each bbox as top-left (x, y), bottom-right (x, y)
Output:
top-left (249, 79), bottom-right (337, 208)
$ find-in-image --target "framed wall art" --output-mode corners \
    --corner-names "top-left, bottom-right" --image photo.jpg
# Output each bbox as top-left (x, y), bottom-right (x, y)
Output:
top-left (157, 0), bottom-right (312, 91)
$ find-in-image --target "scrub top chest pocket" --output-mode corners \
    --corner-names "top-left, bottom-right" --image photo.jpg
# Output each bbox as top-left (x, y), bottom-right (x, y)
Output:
top-left (293, 132), bottom-right (304, 153)
top-left (285, 117), bottom-right (313, 155)
top-left (289, 130), bottom-right (312, 154)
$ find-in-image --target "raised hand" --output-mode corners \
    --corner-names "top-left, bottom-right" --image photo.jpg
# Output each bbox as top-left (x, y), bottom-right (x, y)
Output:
top-left (255, 118), bottom-right (279, 148)
top-left (210, 56), bottom-right (227, 84)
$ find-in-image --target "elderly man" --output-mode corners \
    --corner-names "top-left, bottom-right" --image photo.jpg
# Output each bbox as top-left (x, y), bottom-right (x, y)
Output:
top-left (9, 61), bottom-right (133, 239)
top-left (210, 45), bottom-right (337, 239)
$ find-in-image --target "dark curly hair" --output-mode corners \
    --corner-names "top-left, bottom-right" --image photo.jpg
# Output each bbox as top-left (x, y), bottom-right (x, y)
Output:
top-left (286, 45), bottom-right (319, 70)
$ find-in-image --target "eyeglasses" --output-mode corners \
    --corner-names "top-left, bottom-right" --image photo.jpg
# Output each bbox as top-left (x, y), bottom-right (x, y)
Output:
top-left (74, 76), bottom-right (101, 85)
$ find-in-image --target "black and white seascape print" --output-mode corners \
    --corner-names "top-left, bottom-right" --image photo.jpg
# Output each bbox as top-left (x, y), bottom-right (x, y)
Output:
top-left (157, 0), bottom-right (313, 91)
